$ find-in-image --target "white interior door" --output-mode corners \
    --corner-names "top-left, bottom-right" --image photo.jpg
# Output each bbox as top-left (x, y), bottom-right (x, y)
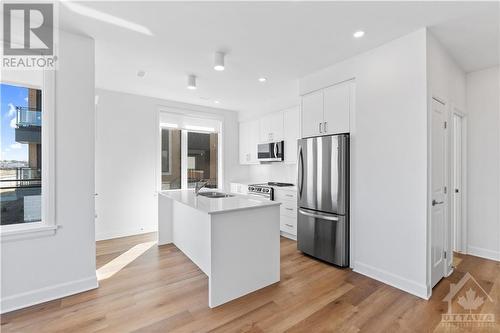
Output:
top-left (431, 98), bottom-right (448, 288)
top-left (452, 113), bottom-right (463, 252)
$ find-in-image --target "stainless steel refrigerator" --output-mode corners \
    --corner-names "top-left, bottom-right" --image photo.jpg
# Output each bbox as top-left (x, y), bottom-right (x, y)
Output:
top-left (297, 134), bottom-right (349, 267)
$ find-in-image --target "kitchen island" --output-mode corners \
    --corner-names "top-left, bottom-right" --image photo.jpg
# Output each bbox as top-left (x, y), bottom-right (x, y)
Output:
top-left (158, 190), bottom-right (281, 308)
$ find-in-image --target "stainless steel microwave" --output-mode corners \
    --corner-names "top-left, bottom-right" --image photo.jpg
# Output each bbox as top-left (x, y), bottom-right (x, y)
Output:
top-left (257, 141), bottom-right (284, 162)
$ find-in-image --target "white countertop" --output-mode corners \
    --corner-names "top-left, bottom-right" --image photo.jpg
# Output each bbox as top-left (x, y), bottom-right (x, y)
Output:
top-left (159, 190), bottom-right (281, 215)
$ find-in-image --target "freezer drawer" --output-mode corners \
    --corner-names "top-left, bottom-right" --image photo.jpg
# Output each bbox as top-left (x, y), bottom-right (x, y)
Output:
top-left (297, 208), bottom-right (349, 267)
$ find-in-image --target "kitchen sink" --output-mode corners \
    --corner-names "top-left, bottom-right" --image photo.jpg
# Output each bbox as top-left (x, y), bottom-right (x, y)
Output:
top-left (197, 191), bottom-right (234, 198)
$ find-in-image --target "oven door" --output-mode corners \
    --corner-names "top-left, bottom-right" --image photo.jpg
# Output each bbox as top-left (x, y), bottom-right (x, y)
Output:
top-left (257, 141), bottom-right (284, 162)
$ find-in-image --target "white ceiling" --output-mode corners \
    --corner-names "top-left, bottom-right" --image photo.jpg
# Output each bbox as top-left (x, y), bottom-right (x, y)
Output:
top-left (58, 1), bottom-right (499, 116)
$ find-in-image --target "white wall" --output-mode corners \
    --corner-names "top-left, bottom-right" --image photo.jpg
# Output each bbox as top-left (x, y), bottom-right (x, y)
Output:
top-left (300, 29), bottom-right (429, 298)
top-left (426, 31), bottom-right (467, 277)
top-left (246, 163), bottom-right (297, 184)
top-left (1, 31), bottom-right (97, 313)
top-left (466, 66), bottom-right (500, 261)
top-left (95, 89), bottom-right (245, 240)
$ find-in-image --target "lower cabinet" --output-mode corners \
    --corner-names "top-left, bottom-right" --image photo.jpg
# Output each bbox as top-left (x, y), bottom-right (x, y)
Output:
top-left (274, 188), bottom-right (297, 240)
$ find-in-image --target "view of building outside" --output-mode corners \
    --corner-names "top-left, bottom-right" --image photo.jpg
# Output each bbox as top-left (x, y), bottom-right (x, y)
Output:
top-left (187, 132), bottom-right (218, 188)
top-left (161, 129), bottom-right (218, 190)
top-left (0, 83), bottom-right (42, 225)
top-left (161, 128), bottom-right (181, 190)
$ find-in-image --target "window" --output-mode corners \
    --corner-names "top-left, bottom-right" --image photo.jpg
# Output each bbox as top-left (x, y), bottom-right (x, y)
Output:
top-left (161, 128), bottom-right (181, 190)
top-left (159, 115), bottom-right (221, 191)
top-left (1, 83), bottom-right (42, 225)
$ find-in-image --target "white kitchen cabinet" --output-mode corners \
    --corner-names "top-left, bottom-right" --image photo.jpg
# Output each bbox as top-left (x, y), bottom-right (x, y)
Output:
top-left (323, 81), bottom-right (350, 135)
top-left (301, 80), bottom-right (352, 138)
top-left (274, 187), bottom-right (297, 239)
top-left (301, 90), bottom-right (324, 138)
top-left (229, 182), bottom-right (248, 195)
top-left (283, 106), bottom-right (300, 164)
top-left (239, 120), bottom-right (259, 165)
top-left (259, 111), bottom-right (284, 143)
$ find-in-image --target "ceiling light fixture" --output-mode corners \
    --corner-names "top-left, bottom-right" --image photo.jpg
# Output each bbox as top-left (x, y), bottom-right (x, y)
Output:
top-left (62, 1), bottom-right (153, 36)
top-left (214, 100), bottom-right (220, 104)
top-left (214, 52), bottom-right (225, 71)
top-left (187, 75), bottom-right (197, 90)
top-left (258, 77), bottom-right (267, 82)
top-left (353, 30), bottom-right (365, 38)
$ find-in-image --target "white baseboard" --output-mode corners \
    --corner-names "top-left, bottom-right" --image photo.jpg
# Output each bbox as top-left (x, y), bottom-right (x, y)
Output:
top-left (353, 261), bottom-right (429, 300)
top-left (467, 245), bottom-right (500, 262)
top-left (1, 275), bottom-right (98, 314)
top-left (96, 226), bottom-right (157, 241)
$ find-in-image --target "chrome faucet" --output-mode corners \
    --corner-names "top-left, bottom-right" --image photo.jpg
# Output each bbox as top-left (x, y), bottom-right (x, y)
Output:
top-left (195, 179), bottom-right (210, 196)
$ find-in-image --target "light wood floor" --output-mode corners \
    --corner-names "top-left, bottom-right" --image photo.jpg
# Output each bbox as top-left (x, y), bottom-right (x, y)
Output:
top-left (2, 233), bottom-right (499, 332)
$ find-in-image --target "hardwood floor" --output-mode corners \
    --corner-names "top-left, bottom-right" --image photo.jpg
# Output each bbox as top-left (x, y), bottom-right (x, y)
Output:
top-left (1, 233), bottom-right (499, 332)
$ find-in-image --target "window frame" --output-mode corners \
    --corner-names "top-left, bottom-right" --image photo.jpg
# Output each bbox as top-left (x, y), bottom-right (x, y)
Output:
top-left (1, 70), bottom-right (57, 241)
top-left (161, 128), bottom-right (173, 176)
top-left (156, 108), bottom-right (223, 193)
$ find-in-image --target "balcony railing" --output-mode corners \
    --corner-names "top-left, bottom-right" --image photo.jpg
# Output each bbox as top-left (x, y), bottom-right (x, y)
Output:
top-left (16, 107), bottom-right (41, 127)
top-left (0, 167), bottom-right (41, 189)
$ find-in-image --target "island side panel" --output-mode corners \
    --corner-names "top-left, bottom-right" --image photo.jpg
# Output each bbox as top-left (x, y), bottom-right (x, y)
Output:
top-left (172, 201), bottom-right (212, 276)
top-left (208, 206), bottom-right (280, 308)
top-left (158, 194), bottom-right (173, 245)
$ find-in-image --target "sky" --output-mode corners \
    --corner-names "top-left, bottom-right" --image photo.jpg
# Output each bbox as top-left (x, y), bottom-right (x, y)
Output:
top-left (1, 83), bottom-right (29, 162)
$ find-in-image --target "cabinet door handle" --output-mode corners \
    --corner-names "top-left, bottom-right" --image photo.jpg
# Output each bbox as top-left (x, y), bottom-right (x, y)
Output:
top-left (324, 122), bottom-right (328, 132)
top-left (285, 207), bottom-right (294, 211)
top-left (319, 122), bottom-right (323, 133)
top-left (285, 224), bottom-right (294, 228)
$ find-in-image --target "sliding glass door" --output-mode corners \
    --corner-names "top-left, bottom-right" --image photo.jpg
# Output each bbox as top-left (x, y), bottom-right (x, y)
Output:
top-left (160, 126), bottom-right (219, 191)
top-left (187, 132), bottom-right (218, 188)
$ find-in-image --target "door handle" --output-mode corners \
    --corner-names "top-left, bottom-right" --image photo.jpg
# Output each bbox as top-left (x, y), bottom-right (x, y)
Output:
top-left (319, 122), bottom-right (322, 133)
top-left (299, 208), bottom-right (339, 221)
top-left (298, 145), bottom-right (304, 199)
top-left (432, 199), bottom-right (444, 206)
top-left (324, 121), bottom-right (328, 132)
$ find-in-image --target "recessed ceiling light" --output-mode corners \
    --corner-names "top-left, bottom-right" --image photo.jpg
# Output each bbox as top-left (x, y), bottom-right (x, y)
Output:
top-left (214, 52), bottom-right (225, 71)
top-left (353, 30), bottom-right (365, 38)
top-left (214, 100), bottom-right (220, 104)
top-left (258, 77), bottom-right (267, 82)
top-left (137, 70), bottom-right (146, 77)
top-left (187, 74), bottom-right (197, 90)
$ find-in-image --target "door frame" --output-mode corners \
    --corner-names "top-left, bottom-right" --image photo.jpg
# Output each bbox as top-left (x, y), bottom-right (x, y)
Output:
top-left (427, 95), bottom-right (455, 296)
top-left (450, 108), bottom-right (468, 254)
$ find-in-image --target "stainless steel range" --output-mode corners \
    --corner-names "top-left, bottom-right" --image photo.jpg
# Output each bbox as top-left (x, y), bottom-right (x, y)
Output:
top-left (247, 184), bottom-right (274, 200)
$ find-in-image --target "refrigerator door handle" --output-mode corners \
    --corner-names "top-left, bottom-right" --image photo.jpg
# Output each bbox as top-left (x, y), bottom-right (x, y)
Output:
top-left (298, 145), bottom-right (304, 199)
top-left (298, 208), bottom-right (339, 221)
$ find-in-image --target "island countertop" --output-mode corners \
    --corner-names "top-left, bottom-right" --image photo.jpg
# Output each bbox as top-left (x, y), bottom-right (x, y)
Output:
top-left (159, 189), bottom-right (281, 215)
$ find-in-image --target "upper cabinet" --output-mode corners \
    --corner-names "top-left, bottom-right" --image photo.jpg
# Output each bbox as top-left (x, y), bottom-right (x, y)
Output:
top-left (239, 119), bottom-right (259, 165)
top-left (301, 90), bottom-right (324, 138)
top-left (239, 107), bottom-right (300, 165)
top-left (283, 106), bottom-right (300, 164)
top-left (301, 80), bottom-right (352, 138)
top-left (259, 111), bottom-right (284, 143)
